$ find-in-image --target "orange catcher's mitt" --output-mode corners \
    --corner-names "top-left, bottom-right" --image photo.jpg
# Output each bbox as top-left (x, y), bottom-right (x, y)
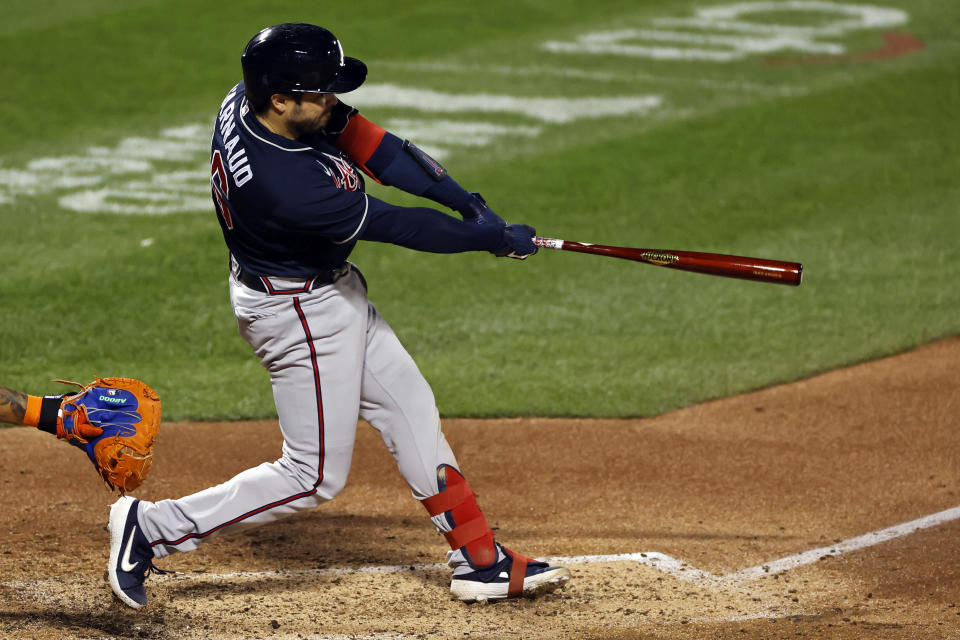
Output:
top-left (55, 377), bottom-right (161, 494)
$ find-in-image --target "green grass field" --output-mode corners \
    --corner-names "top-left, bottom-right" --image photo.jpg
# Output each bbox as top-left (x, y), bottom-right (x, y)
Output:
top-left (1, 1), bottom-right (958, 420)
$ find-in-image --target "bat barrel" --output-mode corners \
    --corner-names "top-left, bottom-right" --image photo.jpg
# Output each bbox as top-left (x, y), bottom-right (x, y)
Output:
top-left (674, 251), bottom-right (803, 286)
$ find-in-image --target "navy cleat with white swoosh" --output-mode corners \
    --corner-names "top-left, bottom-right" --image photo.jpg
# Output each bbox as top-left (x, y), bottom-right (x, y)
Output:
top-left (449, 542), bottom-right (571, 602)
top-left (108, 496), bottom-right (167, 608)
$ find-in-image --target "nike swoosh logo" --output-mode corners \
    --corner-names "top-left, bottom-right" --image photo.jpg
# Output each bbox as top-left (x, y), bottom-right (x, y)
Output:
top-left (120, 525), bottom-right (140, 572)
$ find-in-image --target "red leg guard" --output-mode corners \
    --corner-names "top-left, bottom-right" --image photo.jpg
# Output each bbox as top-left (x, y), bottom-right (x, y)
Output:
top-left (422, 466), bottom-right (497, 567)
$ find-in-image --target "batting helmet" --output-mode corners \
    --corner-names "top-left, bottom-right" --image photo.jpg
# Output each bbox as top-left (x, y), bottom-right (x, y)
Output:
top-left (241, 23), bottom-right (367, 108)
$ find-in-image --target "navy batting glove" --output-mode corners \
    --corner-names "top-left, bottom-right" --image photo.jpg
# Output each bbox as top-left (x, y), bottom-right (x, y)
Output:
top-left (458, 193), bottom-right (506, 228)
top-left (494, 224), bottom-right (538, 260)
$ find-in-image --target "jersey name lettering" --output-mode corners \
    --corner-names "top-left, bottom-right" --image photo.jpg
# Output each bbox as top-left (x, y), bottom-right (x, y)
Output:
top-left (217, 94), bottom-right (253, 188)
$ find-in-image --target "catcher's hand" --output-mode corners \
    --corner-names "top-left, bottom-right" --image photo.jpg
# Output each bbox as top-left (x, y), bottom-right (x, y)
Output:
top-left (55, 377), bottom-right (161, 494)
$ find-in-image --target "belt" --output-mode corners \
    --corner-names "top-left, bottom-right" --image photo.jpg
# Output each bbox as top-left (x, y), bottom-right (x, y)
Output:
top-left (234, 263), bottom-right (350, 294)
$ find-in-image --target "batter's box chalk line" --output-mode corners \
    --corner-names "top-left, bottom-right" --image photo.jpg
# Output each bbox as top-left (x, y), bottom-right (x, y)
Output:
top-left (149, 504), bottom-right (960, 588)
top-left (3, 505), bottom-right (957, 594)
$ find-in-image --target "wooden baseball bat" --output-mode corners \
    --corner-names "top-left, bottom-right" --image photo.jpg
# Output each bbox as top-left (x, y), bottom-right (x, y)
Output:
top-left (533, 237), bottom-right (802, 286)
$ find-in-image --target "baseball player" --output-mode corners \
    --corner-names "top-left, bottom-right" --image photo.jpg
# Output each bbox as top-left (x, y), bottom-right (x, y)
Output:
top-left (107, 23), bottom-right (570, 608)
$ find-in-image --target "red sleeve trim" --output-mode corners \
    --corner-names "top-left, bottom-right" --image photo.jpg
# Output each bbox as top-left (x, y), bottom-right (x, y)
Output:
top-left (336, 113), bottom-right (387, 179)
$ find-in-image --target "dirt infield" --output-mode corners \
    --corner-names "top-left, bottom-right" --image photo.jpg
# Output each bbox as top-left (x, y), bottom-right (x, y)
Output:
top-left (1, 338), bottom-right (958, 639)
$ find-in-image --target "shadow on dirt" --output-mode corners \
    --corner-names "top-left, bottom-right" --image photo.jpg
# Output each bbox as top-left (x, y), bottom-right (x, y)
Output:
top-left (0, 609), bottom-right (166, 639)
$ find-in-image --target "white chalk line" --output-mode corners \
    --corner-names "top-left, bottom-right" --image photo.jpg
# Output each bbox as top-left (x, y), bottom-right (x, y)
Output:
top-left (722, 503), bottom-right (960, 584)
top-left (149, 503), bottom-right (960, 588)
top-left (3, 504), bottom-right (956, 596)
top-left (373, 60), bottom-right (805, 96)
top-left (4, 506), bottom-right (956, 639)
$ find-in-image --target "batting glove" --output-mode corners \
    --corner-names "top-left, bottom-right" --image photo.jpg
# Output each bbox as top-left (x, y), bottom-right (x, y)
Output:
top-left (494, 224), bottom-right (538, 260)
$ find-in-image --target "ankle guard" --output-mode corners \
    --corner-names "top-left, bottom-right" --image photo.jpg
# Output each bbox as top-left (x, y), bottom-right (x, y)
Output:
top-left (422, 465), bottom-right (497, 567)
top-left (505, 547), bottom-right (532, 597)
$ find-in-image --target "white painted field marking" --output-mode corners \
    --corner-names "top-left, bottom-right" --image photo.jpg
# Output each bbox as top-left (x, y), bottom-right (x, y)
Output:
top-left (59, 187), bottom-right (211, 215)
top-left (0, 4), bottom-right (917, 216)
top-left (155, 551), bottom-right (706, 584)
top-left (543, 28), bottom-right (843, 61)
top-left (0, 124), bottom-right (212, 215)
top-left (383, 119), bottom-right (542, 148)
top-left (125, 504), bottom-right (959, 588)
top-left (693, 2), bottom-right (908, 32)
top-left (720, 504), bottom-right (960, 585)
top-left (0, 506), bottom-right (954, 637)
top-left (0, 84), bottom-right (664, 212)
top-left (378, 118), bottom-right (543, 160)
top-left (542, 1), bottom-right (909, 62)
top-left (349, 83), bottom-right (663, 124)
top-left (374, 60), bottom-right (803, 95)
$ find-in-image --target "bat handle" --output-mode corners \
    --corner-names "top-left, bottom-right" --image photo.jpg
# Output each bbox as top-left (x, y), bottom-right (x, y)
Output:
top-left (534, 236), bottom-right (565, 250)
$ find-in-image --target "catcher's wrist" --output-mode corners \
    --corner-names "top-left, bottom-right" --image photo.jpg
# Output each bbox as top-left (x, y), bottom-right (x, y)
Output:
top-left (24, 394), bottom-right (63, 434)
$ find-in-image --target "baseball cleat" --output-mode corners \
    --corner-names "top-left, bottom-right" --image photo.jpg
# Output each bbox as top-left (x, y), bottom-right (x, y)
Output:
top-left (107, 496), bottom-right (166, 609)
top-left (450, 544), bottom-right (571, 602)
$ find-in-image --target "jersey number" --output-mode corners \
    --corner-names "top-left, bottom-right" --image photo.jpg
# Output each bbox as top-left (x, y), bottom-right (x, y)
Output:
top-left (211, 151), bottom-right (233, 230)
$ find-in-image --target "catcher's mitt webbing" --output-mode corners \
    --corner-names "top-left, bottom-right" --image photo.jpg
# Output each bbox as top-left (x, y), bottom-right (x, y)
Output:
top-left (23, 394), bottom-right (63, 434)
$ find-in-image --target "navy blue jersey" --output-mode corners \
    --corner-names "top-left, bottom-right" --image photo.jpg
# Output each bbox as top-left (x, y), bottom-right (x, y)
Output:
top-left (210, 83), bottom-right (370, 277)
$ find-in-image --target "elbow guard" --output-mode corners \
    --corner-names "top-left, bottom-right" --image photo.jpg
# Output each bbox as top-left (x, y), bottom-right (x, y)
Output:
top-left (400, 140), bottom-right (447, 181)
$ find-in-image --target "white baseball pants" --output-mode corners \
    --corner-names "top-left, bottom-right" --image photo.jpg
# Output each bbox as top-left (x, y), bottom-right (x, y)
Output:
top-left (138, 265), bottom-right (458, 556)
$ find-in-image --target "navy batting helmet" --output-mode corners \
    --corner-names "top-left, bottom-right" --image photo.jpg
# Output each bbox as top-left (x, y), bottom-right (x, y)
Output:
top-left (241, 23), bottom-right (367, 108)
